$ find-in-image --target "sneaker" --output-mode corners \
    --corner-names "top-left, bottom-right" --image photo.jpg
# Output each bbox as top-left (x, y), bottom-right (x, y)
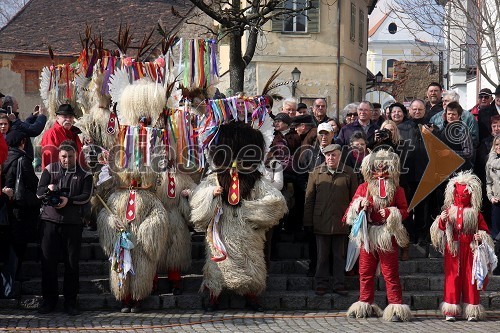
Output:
top-left (130, 301), bottom-right (142, 313)
top-left (467, 316), bottom-right (477, 322)
top-left (120, 306), bottom-right (131, 313)
top-left (445, 316), bottom-right (456, 322)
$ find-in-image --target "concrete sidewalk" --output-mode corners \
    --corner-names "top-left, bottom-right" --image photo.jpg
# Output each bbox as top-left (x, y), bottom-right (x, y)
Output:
top-left (1, 309), bottom-right (500, 332)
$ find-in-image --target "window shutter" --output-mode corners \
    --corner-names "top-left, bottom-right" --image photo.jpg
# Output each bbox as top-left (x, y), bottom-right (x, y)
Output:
top-left (308, 0), bottom-right (320, 33)
top-left (272, 5), bottom-right (284, 32)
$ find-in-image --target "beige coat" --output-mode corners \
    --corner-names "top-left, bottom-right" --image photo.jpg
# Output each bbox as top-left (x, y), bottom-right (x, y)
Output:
top-left (303, 163), bottom-right (358, 235)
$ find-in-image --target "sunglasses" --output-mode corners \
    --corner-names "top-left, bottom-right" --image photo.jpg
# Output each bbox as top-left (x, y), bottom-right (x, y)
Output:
top-left (346, 113), bottom-right (357, 117)
top-left (479, 95), bottom-right (491, 99)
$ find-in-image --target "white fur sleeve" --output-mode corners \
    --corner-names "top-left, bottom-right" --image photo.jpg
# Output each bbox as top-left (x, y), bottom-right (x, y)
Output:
top-left (189, 177), bottom-right (219, 231)
top-left (240, 183), bottom-right (287, 230)
top-left (345, 197), bottom-right (363, 226)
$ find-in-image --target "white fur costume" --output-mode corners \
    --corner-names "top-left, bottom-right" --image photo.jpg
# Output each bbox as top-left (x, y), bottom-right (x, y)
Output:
top-left (190, 173), bottom-right (287, 297)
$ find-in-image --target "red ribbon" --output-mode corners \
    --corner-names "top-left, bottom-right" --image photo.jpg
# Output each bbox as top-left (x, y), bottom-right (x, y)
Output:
top-left (228, 171), bottom-right (240, 205)
top-left (126, 190), bottom-right (137, 222)
top-left (167, 172), bottom-right (176, 199)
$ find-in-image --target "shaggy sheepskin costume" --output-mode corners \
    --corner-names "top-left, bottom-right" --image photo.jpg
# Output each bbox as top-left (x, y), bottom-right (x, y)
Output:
top-left (430, 172), bottom-right (496, 321)
top-left (189, 122), bottom-right (287, 307)
top-left (156, 171), bottom-right (196, 290)
top-left (344, 149), bottom-right (412, 321)
top-left (96, 77), bottom-right (170, 310)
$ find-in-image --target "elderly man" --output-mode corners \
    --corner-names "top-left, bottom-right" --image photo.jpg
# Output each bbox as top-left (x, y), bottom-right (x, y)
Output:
top-left (336, 101), bottom-right (379, 147)
top-left (425, 82), bottom-right (443, 120)
top-left (304, 144), bottom-right (358, 296)
top-left (312, 98), bottom-right (330, 126)
top-left (429, 90), bottom-right (478, 147)
top-left (281, 98), bottom-right (298, 118)
top-left (40, 104), bottom-right (83, 169)
top-left (472, 88), bottom-right (496, 141)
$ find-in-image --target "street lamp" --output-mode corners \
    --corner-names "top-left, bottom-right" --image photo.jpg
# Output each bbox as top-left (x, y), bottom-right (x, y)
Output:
top-left (375, 71), bottom-right (383, 104)
top-left (291, 67), bottom-right (301, 97)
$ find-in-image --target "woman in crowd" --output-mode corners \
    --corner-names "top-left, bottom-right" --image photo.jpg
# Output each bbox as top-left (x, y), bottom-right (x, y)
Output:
top-left (328, 118), bottom-right (342, 141)
top-left (486, 135), bottom-right (500, 239)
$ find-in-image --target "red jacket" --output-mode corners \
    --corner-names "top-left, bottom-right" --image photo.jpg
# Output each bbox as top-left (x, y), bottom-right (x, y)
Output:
top-left (40, 122), bottom-right (83, 169)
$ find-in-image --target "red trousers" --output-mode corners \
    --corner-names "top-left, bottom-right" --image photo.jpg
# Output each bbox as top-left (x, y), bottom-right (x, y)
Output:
top-left (359, 237), bottom-right (403, 304)
top-left (443, 241), bottom-right (480, 306)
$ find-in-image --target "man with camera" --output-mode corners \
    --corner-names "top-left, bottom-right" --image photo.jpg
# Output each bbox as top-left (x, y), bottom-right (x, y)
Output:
top-left (36, 140), bottom-right (93, 315)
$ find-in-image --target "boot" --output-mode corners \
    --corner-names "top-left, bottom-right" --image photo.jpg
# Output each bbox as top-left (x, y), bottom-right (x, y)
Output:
top-left (206, 294), bottom-right (219, 312)
top-left (401, 246), bottom-right (409, 261)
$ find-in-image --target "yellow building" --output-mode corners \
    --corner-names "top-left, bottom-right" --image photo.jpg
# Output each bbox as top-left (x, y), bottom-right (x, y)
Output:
top-left (240, 0), bottom-right (378, 119)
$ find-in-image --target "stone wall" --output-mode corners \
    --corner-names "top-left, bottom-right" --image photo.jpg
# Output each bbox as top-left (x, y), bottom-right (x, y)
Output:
top-left (391, 61), bottom-right (440, 102)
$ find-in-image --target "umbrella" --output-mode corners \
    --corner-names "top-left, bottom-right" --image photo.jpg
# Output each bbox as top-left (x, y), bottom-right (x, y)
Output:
top-left (345, 210), bottom-right (368, 271)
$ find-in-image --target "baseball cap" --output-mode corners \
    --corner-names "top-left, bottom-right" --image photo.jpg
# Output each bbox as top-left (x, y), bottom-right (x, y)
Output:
top-left (317, 123), bottom-right (334, 133)
top-left (321, 144), bottom-right (341, 155)
top-left (479, 88), bottom-right (493, 97)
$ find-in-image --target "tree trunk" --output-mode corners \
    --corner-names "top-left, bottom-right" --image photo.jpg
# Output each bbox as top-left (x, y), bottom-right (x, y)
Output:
top-left (228, 30), bottom-right (245, 94)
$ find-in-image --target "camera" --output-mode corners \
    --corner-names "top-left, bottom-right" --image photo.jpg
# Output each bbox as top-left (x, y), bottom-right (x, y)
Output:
top-left (375, 128), bottom-right (391, 141)
top-left (41, 188), bottom-right (68, 207)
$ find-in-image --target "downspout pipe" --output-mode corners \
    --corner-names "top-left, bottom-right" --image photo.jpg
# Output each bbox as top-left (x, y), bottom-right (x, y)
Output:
top-left (336, 0), bottom-right (341, 120)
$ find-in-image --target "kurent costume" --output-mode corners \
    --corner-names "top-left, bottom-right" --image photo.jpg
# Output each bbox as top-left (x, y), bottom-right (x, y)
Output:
top-left (344, 149), bottom-right (412, 321)
top-left (190, 122), bottom-right (287, 310)
top-left (96, 75), bottom-right (171, 312)
top-left (430, 172), bottom-right (497, 321)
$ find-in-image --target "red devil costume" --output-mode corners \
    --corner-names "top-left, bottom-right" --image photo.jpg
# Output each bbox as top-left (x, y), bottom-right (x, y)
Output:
top-left (430, 172), bottom-right (497, 321)
top-left (344, 149), bottom-right (412, 321)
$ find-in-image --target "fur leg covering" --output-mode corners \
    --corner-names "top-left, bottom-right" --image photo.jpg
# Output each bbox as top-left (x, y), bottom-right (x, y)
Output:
top-left (382, 303), bottom-right (412, 322)
top-left (346, 301), bottom-right (383, 318)
top-left (439, 302), bottom-right (461, 317)
top-left (463, 303), bottom-right (486, 321)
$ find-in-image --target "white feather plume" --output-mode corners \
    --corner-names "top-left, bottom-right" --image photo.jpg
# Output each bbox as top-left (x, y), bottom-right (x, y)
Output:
top-left (39, 67), bottom-right (52, 108)
top-left (108, 67), bottom-right (131, 115)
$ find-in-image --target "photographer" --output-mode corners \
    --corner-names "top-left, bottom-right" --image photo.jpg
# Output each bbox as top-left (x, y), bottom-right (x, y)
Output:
top-left (36, 140), bottom-right (93, 315)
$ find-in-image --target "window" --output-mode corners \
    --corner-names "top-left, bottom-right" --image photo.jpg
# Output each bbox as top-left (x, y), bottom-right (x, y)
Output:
top-left (388, 23), bottom-right (397, 34)
top-left (350, 84), bottom-right (355, 103)
top-left (272, 0), bottom-right (320, 33)
top-left (358, 87), bottom-right (363, 102)
top-left (359, 10), bottom-right (364, 47)
top-left (350, 3), bottom-right (356, 42)
top-left (283, 0), bottom-right (307, 32)
top-left (25, 70), bottom-right (39, 94)
top-left (386, 59), bottom-right (397, 79)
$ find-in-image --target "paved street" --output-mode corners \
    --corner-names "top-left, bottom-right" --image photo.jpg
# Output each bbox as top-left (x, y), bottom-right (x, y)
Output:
top-left (1, 309), bottom-right (500, 332)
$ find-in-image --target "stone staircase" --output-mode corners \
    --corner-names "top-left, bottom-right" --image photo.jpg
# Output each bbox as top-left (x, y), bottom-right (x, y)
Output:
top-left (2, 229), bottom-right (500, 312)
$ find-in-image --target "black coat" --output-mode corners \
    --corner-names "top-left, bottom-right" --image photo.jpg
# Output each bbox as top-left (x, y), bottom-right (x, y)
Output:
top-left (2, 147), bottom-right (40, 243)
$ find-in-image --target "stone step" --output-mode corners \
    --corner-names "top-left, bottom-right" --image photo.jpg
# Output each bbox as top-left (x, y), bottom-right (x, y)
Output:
top-left (17, 257), bottom-right (444, 281)
top-left (19, 271), bottom-right (500, 296)
top-left (3, 290), bottom-right (500, 312)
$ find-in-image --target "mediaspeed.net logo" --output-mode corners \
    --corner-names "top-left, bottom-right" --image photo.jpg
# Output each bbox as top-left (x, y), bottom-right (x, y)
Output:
top-left (407, 123), bottom-right (465, 211)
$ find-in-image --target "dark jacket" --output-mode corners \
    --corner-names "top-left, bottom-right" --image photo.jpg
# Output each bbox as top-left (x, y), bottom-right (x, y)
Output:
top-left (2, 147), bottom-right (40, 242)
top-left (9, 114), bottom-right (47, 159)
top-left (476, 104), bottom-right (499, 142)
top-left (335, 120), bottom-right (379, 147)
top-left (398, 119), bottom-right (428, 182)
top-left (303, 162), bottom-right (358, 235)
top-left (425, 101), bottom-right (443, 122)
top-left (37, 162), bottom-right (93, 224)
